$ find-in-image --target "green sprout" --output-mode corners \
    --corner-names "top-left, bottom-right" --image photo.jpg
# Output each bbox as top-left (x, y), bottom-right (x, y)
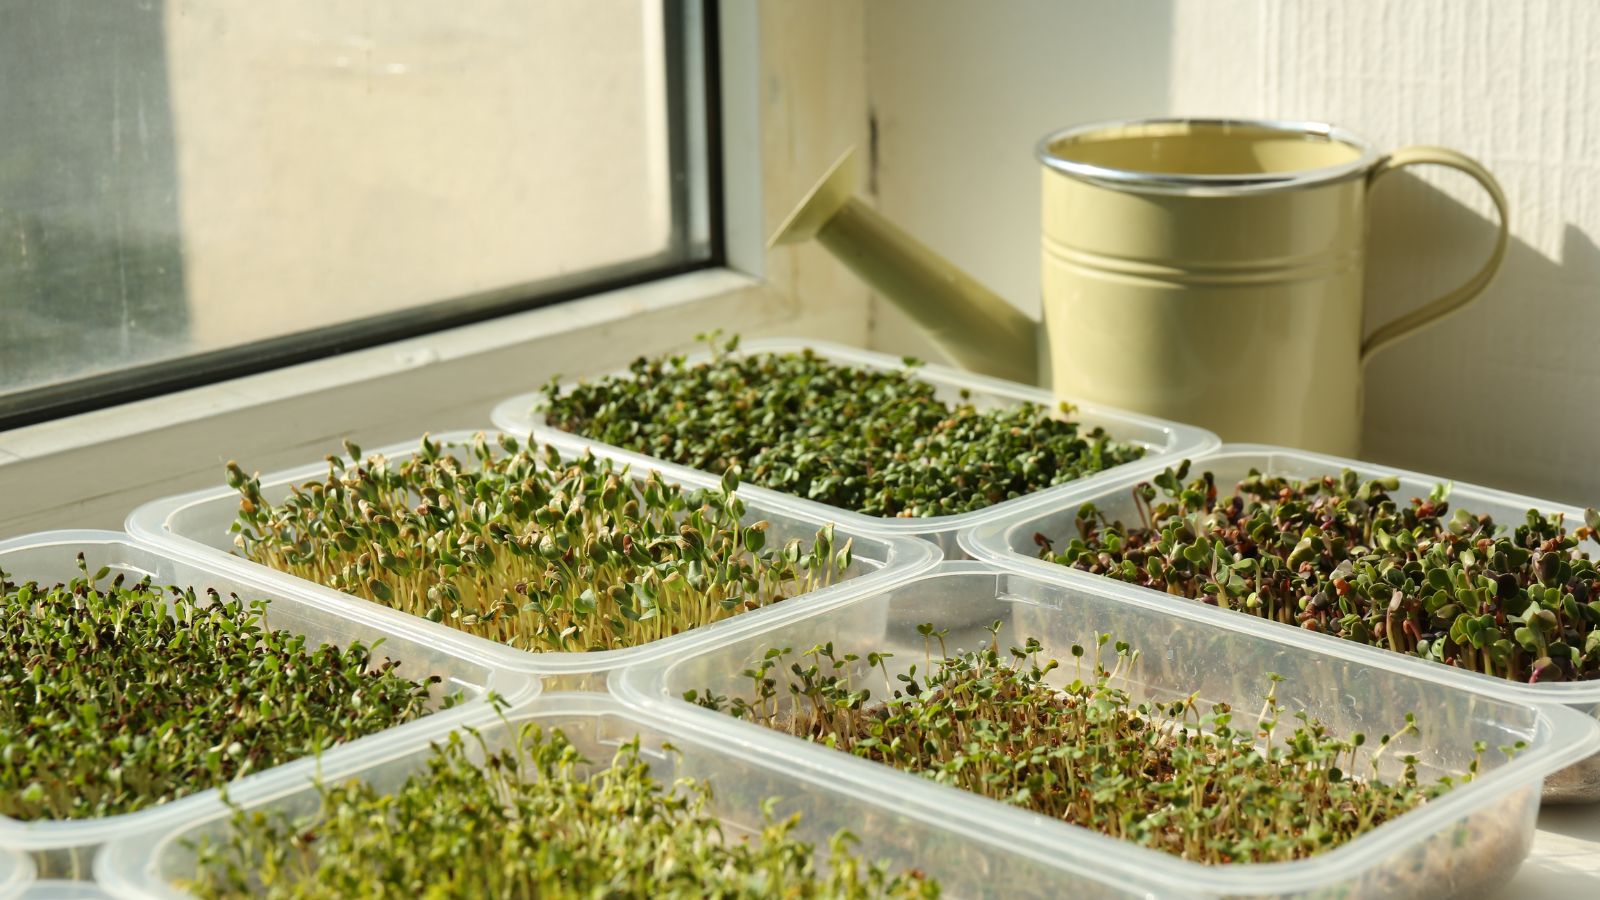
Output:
top-left (538, 332), bottom-right (1145, 518)
top-left (228, 433), bottom-right (854, 653)
top-left (185, 722), bottom-right (938, 898)
top-left (0, 555), bottom-right (450, 822)
top-left (692, 629), bottom-right (1488, 865)
top-left (1042, 464), bottom-right (1600, 683)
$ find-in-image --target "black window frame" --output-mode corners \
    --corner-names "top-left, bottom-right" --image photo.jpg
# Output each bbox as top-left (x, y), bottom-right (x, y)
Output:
top-left (0, 0), bottom-right (724, 431)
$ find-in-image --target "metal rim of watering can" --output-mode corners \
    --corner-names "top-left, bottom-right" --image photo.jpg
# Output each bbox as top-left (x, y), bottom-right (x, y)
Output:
top-left (1036, 117), bottom-right (1383, 196)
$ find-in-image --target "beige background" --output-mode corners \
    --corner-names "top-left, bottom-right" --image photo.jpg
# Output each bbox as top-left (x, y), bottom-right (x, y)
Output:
top-left (165, 0), bottom-right (672, 343)
top-left (861, 0), bottom-right (1599, 505)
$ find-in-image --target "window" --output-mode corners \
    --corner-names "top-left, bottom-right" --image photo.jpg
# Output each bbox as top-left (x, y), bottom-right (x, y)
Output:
top-left (0, 0), bottom-right (718, 428)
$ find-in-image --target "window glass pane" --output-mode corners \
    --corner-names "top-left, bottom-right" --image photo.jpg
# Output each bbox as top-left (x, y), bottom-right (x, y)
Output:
top-left (0, 0), bottom-right (707, 417)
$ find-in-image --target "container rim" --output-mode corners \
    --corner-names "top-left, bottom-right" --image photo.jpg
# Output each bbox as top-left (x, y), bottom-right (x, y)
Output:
top-left (0, 845), bottom-right (31, 900)
top-left (612, 560), bottom-right (1600, 896)
top-left (0, 529), bottom-right (529, 851)
top-left (125, 431), bottom-right (941, 676)
top-left (91, 693), bottom-right (655, 895)
top-left (1036, 117), bottom-right (1383, 195)
top-left (490, 335), bottom-right (1218, 536)
top-left (961, 442), bottom-right (1600, 705)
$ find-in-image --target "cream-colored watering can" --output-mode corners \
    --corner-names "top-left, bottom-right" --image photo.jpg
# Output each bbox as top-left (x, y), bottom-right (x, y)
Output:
top-left (771, 118), bottom-right (1509, 456)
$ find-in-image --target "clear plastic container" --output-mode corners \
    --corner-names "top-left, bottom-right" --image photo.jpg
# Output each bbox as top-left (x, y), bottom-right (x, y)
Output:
top-left (16, 882), bottom-right (117, 899)
top-left (98, 691), bottom-right (1155, 899)
top-left (614, 561), bottom-right (1600, 898)
top-left (0, 531), bottom-right (531, 857)
top-left (961, 443), bottom-right (1600, 803)
top-left (490, 337), bottom-right (1217, 557)
top-left (126, 430), bottom-right (939, 683)
top-left (0, 849), bottom-right (31, 900)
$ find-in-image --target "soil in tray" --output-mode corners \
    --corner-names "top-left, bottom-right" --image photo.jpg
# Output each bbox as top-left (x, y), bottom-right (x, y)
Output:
top-left (183, 722), bottom-right (937, 899)
top-left (0, 556), bottom-right (450, 822)
top-left (538, 333), bottom-right (1146, 518)
top-left (228, 434), bottom-right (854, 654)
top-left (1039, 463), bottom-right (1600, 684)
top-left (689, 628), bottom-right (1497, 866)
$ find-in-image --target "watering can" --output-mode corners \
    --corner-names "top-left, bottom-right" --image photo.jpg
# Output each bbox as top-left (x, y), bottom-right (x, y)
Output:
top-left (770, 118), bottom-right (1509, 457)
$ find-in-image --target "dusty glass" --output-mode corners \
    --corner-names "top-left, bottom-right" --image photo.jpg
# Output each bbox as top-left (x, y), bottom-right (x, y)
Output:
top-left (0, 0), bottom-right (712, 424)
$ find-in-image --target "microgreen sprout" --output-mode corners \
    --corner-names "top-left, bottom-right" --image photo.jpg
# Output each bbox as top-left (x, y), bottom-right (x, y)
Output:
top-left (0, 556), bottom-right (448, 821)
top-left (691, 629), bottom-right (1485, 865)
top-left (538, 332), bottom-right (1145, 518)
top-left (185, 722), bottom-right (938, 898)
top-left (228, 433), bottom-right (854, 653)
top-left (1042, 464), bottom-right (1600, 683)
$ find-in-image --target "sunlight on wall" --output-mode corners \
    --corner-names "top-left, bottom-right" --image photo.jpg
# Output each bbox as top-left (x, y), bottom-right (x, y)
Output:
top-left (866, 0), bottom-right (1599, 502)
top-left (1170, 0), bottom-right (1600, 502)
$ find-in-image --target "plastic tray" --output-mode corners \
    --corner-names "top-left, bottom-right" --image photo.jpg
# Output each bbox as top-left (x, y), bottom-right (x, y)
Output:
top-left (98, 691), bottom-right (1149, 899)
top-left (961, 443), bottom-right (1600, 803)
top-left (490, 337), bottom-right (1217, 557)
top-left (15, 882), bottom-right (117, 899)
top-left (615, 561), bottom-right (1600, 898)
top-left (0, 849), bottom-right (30, 900)
top-left (0, 531), bottom-right (531, 856)
top-left (126, 430), bottom-right (939, 682)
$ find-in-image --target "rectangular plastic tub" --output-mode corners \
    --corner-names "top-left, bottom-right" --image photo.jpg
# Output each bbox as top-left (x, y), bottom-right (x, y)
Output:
top-left (12, 882), bottom-right (116, 899)
top-left (961, 443), bottom-right (1600, 803)
top-left (98, 691), bottom-right (1151, 899)
top-left (0, 531), bottom-right (529, 862)
top-left (614, 561), bottom-right (1600, 898)
top-left (0, 849), bottom-right (28, 900)
top-left (126, 430), bottom-right (939, 684)
top-left (490, 337), bottom-right (1217, 557)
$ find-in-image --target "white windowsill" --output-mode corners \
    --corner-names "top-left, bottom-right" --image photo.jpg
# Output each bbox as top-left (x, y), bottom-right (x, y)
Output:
top-left (0, 1), bottom-right (884, 536)
top-left (0, 266), bottom-right (862, 537)
top-left (0, 268), bottom-right (757, 462)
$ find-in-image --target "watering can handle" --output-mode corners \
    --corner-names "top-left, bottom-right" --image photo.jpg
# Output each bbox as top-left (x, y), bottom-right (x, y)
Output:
top-left (1361, 146), bottom-right (1510, 363)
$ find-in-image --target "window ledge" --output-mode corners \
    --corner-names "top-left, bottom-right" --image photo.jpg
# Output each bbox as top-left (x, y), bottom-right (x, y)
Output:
top-left (0, 267), bottom-right (850, 536)
top-left (1, 269), bottom-right (758, 463)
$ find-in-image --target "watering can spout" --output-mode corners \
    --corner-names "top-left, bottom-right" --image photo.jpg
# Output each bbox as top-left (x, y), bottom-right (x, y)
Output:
top-left (769, 149), bottom-right (1042, 385)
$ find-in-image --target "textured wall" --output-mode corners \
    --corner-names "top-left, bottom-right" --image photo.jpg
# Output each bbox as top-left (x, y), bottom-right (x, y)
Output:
top-left (1169, 0), bottom-right (1600, 505)
top-left (867, 1), bottom-right (1600, 504)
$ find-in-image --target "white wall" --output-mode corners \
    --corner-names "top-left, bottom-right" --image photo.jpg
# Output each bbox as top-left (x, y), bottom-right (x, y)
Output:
top-left (1170, 0), bottom-right (1600, 505)
top-left (865, 0), bottom-right (1600, 505)
top-left (863, 0), bottom-right (1172, 350)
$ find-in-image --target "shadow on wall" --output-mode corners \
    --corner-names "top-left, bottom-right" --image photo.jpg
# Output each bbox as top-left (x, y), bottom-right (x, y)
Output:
top-left (862, 0), bottom-right (1176, 357)
top-left (1362, 169), bottom-right (1600, 505)
top-left (0, 1), bottom-right (189, 397)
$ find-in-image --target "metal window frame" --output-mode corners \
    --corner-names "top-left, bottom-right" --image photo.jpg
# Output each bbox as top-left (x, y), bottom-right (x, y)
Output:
top-left (0, 0), bottom-right (724, 432)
